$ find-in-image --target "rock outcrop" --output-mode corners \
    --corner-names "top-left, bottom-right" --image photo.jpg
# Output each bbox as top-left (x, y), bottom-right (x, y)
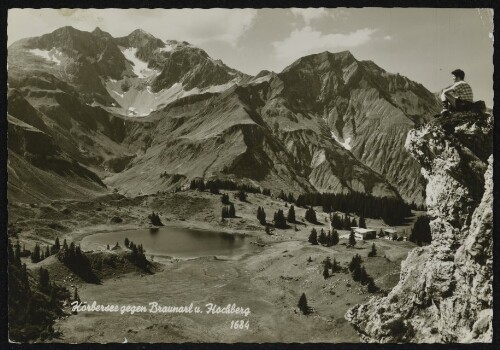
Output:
top-left (345, 112), bottom-right (493, 343)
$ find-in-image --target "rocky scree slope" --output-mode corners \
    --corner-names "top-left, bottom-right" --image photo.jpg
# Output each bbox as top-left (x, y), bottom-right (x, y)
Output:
top-left (345, 112), bottom-right (493, 343)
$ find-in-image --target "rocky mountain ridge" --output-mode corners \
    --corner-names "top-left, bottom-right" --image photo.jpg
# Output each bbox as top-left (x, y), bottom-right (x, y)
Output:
top-left (8, 27), bottom-right (441, 205)
top-left (345, 112), bottom-right (493, 342)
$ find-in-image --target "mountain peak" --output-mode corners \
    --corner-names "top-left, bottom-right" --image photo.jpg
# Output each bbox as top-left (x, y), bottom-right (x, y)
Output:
top-left (128, 29), bottom-right (156, 40)
top-left (117, 29), bottom-right (164, 49)
top-left (47, 25), bottom-right (86, 39)
top-left (91, 27), bottom-right (113, 39)
top-left (316, 50), bottom-right (356, 63)
top-left (282, 50), bottom-right (357, 74)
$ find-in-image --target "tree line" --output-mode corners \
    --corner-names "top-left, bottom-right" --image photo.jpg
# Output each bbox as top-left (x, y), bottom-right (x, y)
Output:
top-left (294, 192), bottom-right (412, 225)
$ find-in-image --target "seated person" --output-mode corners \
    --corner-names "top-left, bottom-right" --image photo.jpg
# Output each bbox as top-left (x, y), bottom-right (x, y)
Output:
top-left (440, 69), bottom-right (474, 115)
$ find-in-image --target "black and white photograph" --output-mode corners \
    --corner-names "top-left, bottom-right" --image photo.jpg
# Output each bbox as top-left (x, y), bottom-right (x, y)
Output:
top-left (4, 6), bottom-right (495, 344)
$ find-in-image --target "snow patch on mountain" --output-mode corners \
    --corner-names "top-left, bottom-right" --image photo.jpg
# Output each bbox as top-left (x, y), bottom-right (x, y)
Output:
top-left (120, 47), bottom-right (158, 78)
top-left (250, 75), bottom-right (272, 85)
top-left (28, 48), bottom-right (63, 65)
top-left (159, 42), bottom-right (174, 53)
top-left (331, 131), bottom-right (352, 150)
top-left (105, 76), bottom-right (237, 117)
top-left (184, 80), bottom-right (238, 95)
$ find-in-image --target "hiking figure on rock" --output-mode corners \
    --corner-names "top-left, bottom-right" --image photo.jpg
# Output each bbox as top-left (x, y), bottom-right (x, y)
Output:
top-left (440, 69), bottom-right (474, 116)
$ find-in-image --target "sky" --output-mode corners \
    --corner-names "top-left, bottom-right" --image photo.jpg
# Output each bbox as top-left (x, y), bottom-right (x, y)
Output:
top-left (8, 8), bottom-right (494, 106)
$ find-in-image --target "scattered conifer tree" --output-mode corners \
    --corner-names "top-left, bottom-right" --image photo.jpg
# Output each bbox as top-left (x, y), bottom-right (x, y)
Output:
top-left (367, 277), bottom-right (378, 293)
top-left (287, 205), bottom-right (296, 223)
top-left (52, 237), bottom-right (61, 254)
top-left (273, 209), bottom-right (287, 229)
top-left (148, 211), bottom-right (164, 226)
top-left (349, 254), bottom-right (362, 272)
top-left (360, 266), bottom-right (369, 285)
top-left (318, 229), bottom-right (327, 245)
top-left (368, 243), bottom-right (377, 257)
top-left (323, 265), bottom-right (330, 279)
top-left (237, 190), bottom-right (247, 202)
top-left (257, 206), bottom-right (266, 225)
top-left (31, 243), bottom-right (41, 263)
top-left (305, 207), bottom-right (317, 223)
top-left (221, 206), bottom-right (229, 220)
top-left (298, 293), bottom-right (310, 315)
top-left (352, 264), bottom-right (362, 281)
top-left (229, 203), bottom-right (236, 218)
top-left (308, 228), bottom-right (318, 245)
top-left (332, 258), bottom-right (340, 273)
top-left (323, 256), bottom-right (332, 269)
top-left (38, 267), bottom-right (50, 292)
top-left (331, 229), bottom-right (339, 245)
top-left (348, 231), bottom-right (356, 247)
top-left (221, 193), bottom-right (230, 205)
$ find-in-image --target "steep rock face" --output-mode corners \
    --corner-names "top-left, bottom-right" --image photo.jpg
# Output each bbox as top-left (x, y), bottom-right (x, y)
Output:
top-left (345, 113), bottom-right (493, 342)
top-left (7, 115), bottom-right (107, 203)
top-left (7, 87), bottom-right (137, 172)
top-left (266, 51), bottom-right (441, 205)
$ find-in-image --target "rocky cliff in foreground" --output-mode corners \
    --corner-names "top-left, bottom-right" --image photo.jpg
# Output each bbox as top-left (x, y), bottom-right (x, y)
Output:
top-left (345, 112), bottom-right (493, 343)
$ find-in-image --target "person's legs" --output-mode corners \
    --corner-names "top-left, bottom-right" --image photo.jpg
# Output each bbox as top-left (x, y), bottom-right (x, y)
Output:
top-left (440, 90), bottom-right (447, 102)
top-left (444, 92), bottom-right (457, 110)
top-left (440, 90), bottom-right (450, 115)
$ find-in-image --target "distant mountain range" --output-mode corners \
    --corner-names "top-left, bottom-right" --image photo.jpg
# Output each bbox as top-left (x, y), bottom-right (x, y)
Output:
top-left (7, 26), bottom-right (441, 205)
